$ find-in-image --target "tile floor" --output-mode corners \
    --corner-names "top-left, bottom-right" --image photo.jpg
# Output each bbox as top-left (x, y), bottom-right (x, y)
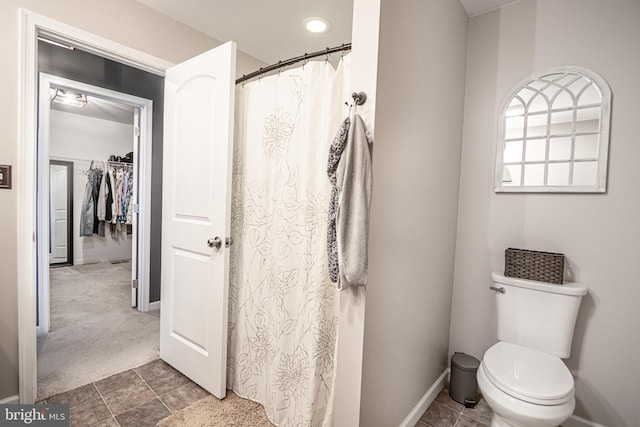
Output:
top-left (416, 388), bottom-right (493, 427)
top-left (42, 360), bottom-right (491, 427)
top-left (39, 359), bottom-right (209, 427)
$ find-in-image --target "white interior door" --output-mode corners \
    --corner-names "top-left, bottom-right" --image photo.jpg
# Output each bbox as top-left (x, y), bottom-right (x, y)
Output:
top-left (50, 164), bottom-right (68, 260)
top-left (160, 41), bottom-right (236, 399)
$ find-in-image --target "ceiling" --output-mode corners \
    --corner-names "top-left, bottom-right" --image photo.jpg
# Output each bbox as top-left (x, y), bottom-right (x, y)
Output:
top-left (136, 0), bottom-right (354, 64)
top-left (136, 0), bottom-right (520, 64)
top-left (51, 1), bottom-right (520, 124)
top-left (459, 0), bottom-right (520, 17)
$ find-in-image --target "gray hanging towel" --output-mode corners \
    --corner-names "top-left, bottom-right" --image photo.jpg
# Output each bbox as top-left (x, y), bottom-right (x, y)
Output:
top-left (336, 113), bottom-right (373, 290)
top-left (327, 117), bottom-right (351, 283)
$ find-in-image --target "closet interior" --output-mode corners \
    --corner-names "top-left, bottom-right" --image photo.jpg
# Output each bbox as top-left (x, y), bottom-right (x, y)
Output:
top-left (48, 93), bottom-right (136, 268)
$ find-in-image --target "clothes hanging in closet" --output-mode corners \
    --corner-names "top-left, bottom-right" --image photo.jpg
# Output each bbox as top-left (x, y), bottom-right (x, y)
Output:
top-left (108, 164), bottom-right (134, 237)
top-left (91, 167), bottom-right (103, 235)
top-left (79, 161), bottom-right (134, 238)
top-left (80, 164), bottom-right (101, 237)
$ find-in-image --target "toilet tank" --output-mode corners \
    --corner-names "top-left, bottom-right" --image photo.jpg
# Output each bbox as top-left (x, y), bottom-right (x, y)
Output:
top-left (492, 272), bottom-right (587, 358)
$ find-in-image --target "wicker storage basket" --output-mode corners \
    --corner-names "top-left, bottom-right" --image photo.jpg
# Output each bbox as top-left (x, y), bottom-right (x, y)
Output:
top-left (504, 248), bottom-right (564, 284)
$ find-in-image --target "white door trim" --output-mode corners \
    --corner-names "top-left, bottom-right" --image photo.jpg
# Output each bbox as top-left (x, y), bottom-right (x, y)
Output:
top-left (37, 73), bottom-right (154, 336)
top-left (18, 8), bottom-right (173, 404)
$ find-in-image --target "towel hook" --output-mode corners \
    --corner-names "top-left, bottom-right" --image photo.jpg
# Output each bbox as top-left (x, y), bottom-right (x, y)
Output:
top-left (352, 92), bottom-right (367, 106)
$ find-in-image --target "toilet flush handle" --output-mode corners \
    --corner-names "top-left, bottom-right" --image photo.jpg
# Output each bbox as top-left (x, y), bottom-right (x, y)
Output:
top-left (489, 286), bottom-right (506, 294)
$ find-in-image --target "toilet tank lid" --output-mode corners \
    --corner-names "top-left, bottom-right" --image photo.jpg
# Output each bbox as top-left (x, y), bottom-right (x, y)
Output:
top-left (492, 272), bottom-right (587, 296)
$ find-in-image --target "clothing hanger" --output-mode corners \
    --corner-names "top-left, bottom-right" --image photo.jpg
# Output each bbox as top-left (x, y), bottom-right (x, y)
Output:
top-left (85, 160), bottom-right (94, 176)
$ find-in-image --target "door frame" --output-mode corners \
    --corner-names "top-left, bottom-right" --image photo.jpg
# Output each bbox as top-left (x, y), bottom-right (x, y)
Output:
top-left (18, 9), bottom-right (173, 404)
top-left (37, 73), bottom-right (154, 336)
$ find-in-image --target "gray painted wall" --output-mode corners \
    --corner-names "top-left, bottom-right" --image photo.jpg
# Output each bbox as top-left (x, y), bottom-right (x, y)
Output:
top-left (450, 1), bottom-right (640, 426)
top-left (359, 0), bottom-right (469, 425)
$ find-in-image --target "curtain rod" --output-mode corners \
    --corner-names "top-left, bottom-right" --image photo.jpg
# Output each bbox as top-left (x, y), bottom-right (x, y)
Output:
top-left (236, 43), bottom-right (352, 85)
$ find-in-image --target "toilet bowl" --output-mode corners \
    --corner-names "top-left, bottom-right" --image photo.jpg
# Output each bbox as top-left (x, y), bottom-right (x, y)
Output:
top-left (477, 342), bottom-right (575, 427)
top-left (478, 273), bottom-right (587, 427)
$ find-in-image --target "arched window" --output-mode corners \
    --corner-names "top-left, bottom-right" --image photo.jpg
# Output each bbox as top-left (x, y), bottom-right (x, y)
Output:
top-left (496, 67), bottom-right (611, 192)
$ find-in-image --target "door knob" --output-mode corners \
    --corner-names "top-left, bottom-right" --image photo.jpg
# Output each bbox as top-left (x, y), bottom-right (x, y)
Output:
top-left (208, 237), bottom-right (222, 249)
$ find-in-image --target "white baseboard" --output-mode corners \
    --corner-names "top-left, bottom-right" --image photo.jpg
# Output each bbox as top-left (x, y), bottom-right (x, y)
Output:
top-left (149, 301), bottom-right (160, 311)
top-left (399, 369), bottom-right (449, 427)
top-left (0, 395), bottom-right (20, 404)
top-left (73, 258), bottom-right (132, 266)
top-left (563, 414), bottom-right (606, 427)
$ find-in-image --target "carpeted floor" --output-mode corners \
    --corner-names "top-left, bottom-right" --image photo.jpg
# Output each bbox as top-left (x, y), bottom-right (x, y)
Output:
top-left (157, 391), bottom-right (274, 427)
top-left (37, 261), bottom-right (160, 399)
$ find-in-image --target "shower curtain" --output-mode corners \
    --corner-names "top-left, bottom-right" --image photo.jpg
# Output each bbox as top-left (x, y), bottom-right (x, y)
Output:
top-left (228, 56), bottom-right (351, 427)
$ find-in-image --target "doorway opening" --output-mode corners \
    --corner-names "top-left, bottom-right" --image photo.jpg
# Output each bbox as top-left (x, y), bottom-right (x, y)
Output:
top-left (36, 74), bottom-right (158, 398)
top-left (18, 9), bottom-right (172, 404)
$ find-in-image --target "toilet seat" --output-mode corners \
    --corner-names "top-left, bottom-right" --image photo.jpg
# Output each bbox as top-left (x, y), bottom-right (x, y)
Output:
top-left (482, 342), bottom-right (574, 406)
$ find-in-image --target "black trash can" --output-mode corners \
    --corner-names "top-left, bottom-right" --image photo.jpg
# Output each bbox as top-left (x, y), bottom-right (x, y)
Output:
top-left (449, 352), bottom-right (480, 408)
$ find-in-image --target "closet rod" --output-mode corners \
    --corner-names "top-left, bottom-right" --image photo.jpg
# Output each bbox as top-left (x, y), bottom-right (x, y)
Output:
top-left (107, 160), bottom-right (134, 167)
top-left (235, 43), bottom-right (352, 85)
top-left (49, 157), bottom-right (133, 168)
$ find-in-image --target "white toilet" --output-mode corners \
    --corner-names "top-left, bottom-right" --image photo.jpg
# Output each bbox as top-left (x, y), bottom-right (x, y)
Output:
top-left (477, 272), bottom-right (587, 427)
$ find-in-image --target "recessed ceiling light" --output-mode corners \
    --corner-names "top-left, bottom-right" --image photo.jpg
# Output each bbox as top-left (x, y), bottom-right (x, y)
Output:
top-left (303, 17), bottom-right (331, 34)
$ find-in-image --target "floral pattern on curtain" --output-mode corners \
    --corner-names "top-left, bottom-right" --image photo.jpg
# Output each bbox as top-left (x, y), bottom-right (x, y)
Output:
top-left (228, 57), bottom-right (350, 427)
